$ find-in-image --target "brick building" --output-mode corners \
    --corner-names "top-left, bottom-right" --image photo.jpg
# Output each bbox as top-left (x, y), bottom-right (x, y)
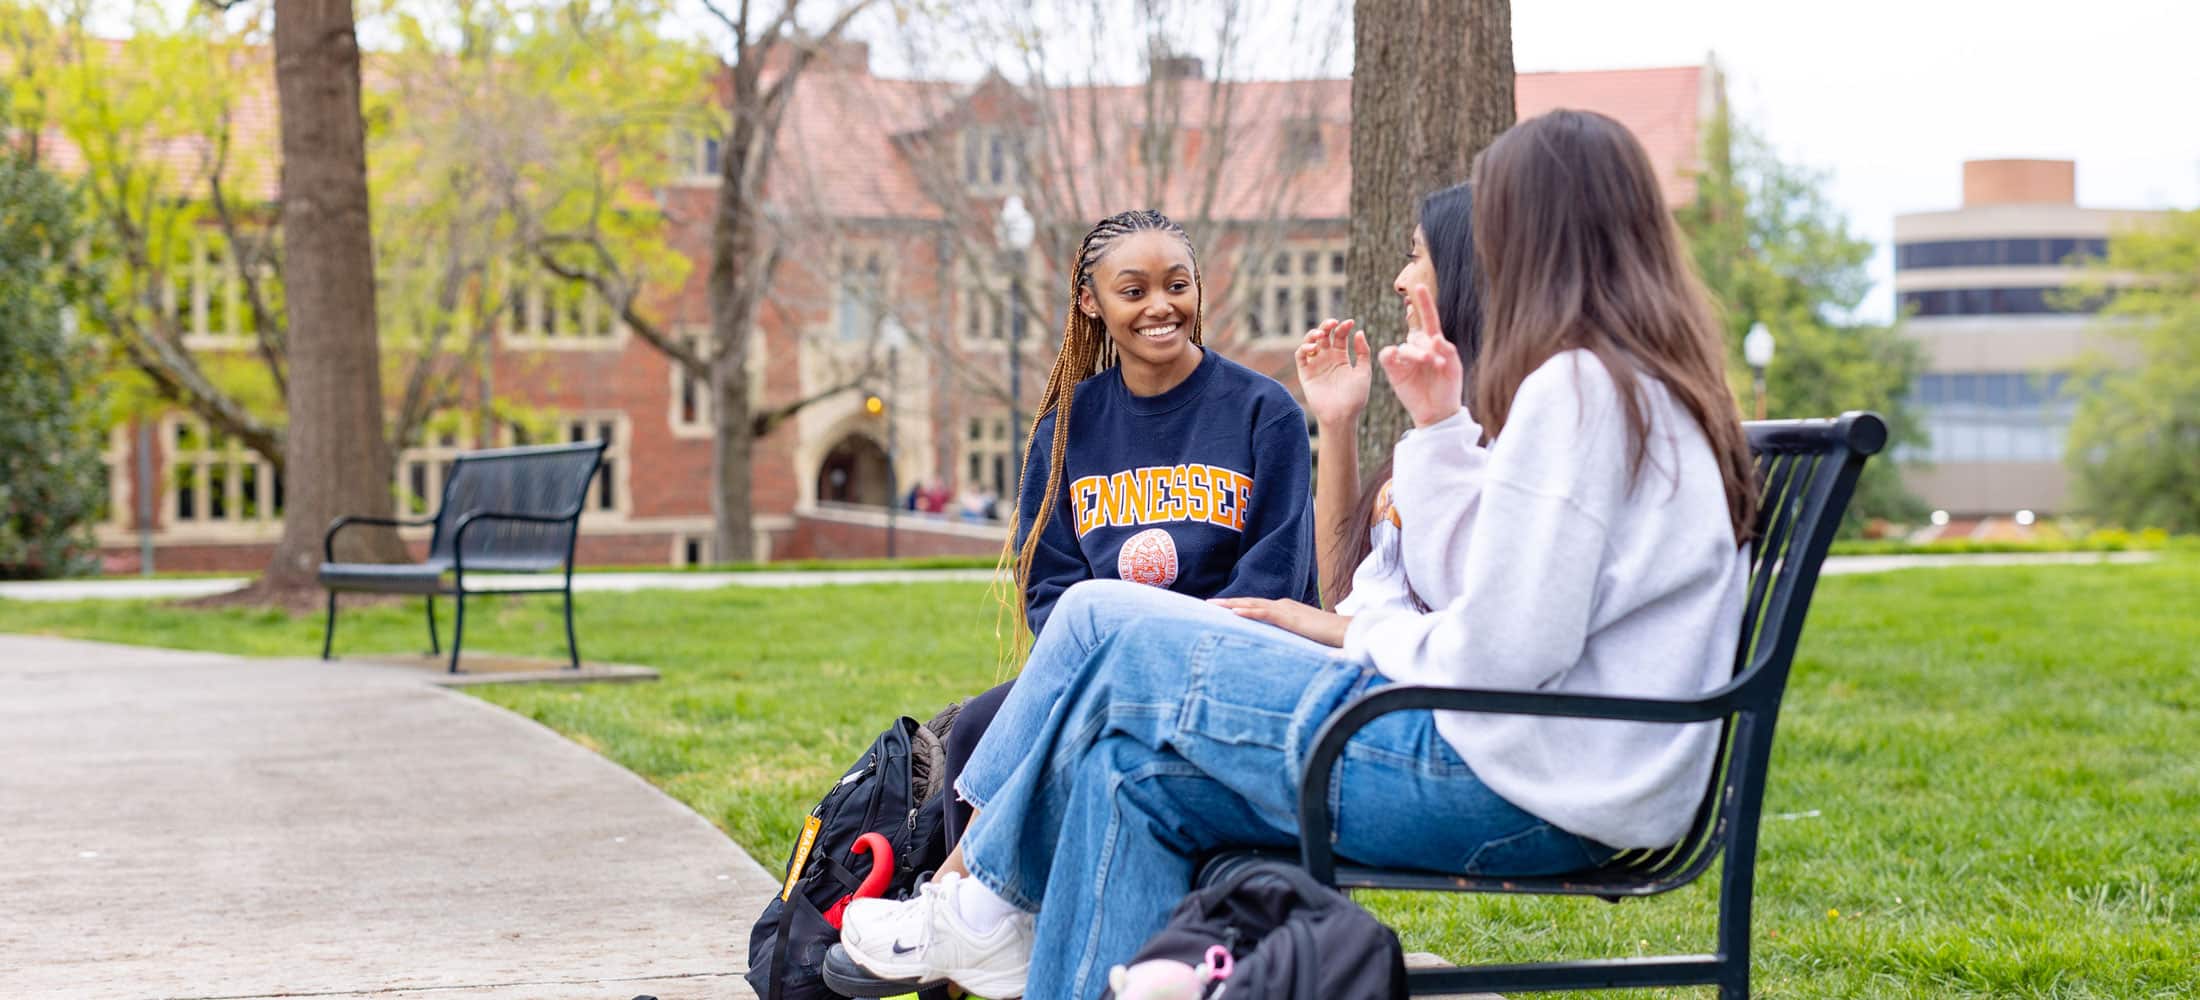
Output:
top-left (81, 48), bottom-right (1719, 573)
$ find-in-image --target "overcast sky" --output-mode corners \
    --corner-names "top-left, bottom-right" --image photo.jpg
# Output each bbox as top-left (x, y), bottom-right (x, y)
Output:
top-left (1506, 0), bottom-right (2200, 320)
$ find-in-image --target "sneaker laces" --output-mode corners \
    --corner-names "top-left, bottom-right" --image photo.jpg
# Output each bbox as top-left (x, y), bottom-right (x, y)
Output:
top-left (899, 872), bottom-right (961, 951)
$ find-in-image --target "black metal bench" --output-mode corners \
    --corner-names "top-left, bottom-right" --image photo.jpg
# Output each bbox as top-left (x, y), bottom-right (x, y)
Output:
top-left (1200, 412), bottom-right (1887, 999)
top-left (319, 441), bottom-right (606, 673)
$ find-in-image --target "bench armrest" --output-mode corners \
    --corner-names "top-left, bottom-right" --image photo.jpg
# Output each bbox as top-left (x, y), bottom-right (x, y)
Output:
top-left (323, 515), bottom-right (437, 562)
top-left (450, 509), bottom-right (583, 575)
top-left (1293, 682), bottom-right (1762, 884)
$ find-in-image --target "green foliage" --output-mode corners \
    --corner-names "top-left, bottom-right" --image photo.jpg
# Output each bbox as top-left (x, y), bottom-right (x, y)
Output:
top-left (10, 0), bottom-right (711, 458)
top-left (1827, 528), bottom-right (2174, 556)
top-left (369, 0), bottom-right (711, 365)
top-left (0, 150), bottom-right (103, 578)
top-left (2063, 209), bottom-right (2200, 532)
top-left (1679, 104), bottom-right (1928, 530)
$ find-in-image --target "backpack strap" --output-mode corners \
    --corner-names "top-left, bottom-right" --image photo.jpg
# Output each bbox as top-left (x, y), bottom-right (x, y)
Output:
top-left (767, 902), bottom-right (793, 1000)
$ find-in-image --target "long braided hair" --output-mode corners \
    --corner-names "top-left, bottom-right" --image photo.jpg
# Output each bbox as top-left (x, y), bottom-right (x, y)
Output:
top-left (992, 209), bottom-right (1205, 656)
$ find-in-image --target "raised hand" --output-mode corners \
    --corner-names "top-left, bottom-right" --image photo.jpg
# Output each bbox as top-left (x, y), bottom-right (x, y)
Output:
top-left (1377, 284), bottom-right (1463, 428)
top-left (1295, 318), bottom-right (1371, 429)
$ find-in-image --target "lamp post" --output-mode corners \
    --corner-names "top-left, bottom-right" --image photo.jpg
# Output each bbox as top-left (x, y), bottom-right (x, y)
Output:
top-left (995, 195), bottom-right (1036, 490)
top-left (1744, 322), bottom-right (1776, 422)
top-left (879, 316), bottom-right (907, 559)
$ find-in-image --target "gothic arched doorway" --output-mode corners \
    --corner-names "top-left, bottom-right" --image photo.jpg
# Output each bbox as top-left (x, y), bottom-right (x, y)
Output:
top-left (816, 434), bottom-right (893, 507)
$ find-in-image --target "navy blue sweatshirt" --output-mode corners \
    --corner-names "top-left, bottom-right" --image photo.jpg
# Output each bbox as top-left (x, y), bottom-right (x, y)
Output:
top-left (1016, 348), bottom-right (1319, 637)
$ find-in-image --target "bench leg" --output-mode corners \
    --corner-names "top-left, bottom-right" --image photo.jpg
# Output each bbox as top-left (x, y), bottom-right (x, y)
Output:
top-left (321, 591), bottom-right (339, 660)
top-left (562, 586), bottom-right (580, 670)
top-left (448, 591), bottom-right (465, 674)
top-left (425, 595), bottom-right (441, 655)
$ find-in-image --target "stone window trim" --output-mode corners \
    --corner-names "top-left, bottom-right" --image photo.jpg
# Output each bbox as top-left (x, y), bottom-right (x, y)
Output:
top-left (668, 327), bottom-right (768, 439)
top-left (159, 414), bottom-right (282, 539)
top-left (1248, 240), bottom-right (1349, 342)
top-left (496, 260), bottom-right (628, 350)
top-left (496, 411), bottom-right (632, 520)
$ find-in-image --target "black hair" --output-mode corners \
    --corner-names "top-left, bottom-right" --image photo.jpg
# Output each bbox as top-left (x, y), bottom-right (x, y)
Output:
top-left (1329, 182), bottom-right (1481, 608)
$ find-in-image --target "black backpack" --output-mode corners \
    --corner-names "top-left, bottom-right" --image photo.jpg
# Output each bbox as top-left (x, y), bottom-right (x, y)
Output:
top-left (1107, 859), bottom-right (1408, 1000)
top-left (746, 709), bottom-right (957, 1000)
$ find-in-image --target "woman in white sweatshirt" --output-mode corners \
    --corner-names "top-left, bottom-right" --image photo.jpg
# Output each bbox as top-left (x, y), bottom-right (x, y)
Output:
top-left (835, 108), bottom-right (1764, 1000)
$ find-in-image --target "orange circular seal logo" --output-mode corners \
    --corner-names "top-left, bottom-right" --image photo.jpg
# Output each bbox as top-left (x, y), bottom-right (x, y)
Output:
top-left (1116, 527), bottom-right (1180, 587)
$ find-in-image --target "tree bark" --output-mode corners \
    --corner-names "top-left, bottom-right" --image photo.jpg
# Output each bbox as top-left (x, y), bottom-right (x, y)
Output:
top-left (708, 40), bottom-right (768, 564)
top-left (262, 0), bottom-right (402, 590)
top-left (1352, 0), bottom-right (1513, 470)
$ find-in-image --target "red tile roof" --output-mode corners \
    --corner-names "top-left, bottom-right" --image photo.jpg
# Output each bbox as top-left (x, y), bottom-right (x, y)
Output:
top-left (39, 36), bottom-right (1708, 226)
top-left (766, 64), bottom-right (1709, 221)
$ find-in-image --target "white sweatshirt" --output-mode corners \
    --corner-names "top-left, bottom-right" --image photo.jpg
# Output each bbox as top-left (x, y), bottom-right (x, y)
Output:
top-left (1342, 350), bottom-right (1749, 849)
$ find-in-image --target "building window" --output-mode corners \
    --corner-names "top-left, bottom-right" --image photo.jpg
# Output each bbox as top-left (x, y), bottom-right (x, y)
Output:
top-left (669, 328), bottom-right (766, 437)
top-left (1250, 241), bottom-right (1347, 340)
top-left (501, 413), bottom-right (627, 514)
top-left (962, 128), bottom-right (1025, 194)
top-left (958, 277), bottom-right (1011, 346)
top-left (100, 424), bottom-right (131, 530)
top-left (1895, 237), bottom-right (2108, 270)
top-left (500, 264), bottom-right (619, 347)
top-left (1282, 117), bottom-right (1324, 168)
top-left (166, 230), bottom-right (254, 350)
top-left (676, 127), bottom-right (723, 182)
top-left (394, 420), bottom-right (472, 517)
top-left (1904, 372), bottom-right (2077, 464)
top-left (672, 532), bottom-right (713, 567)
top-left (672, 330), bottom-right (712, 436)
top-left (163, 416), bottom-right (281, 529)
top-left (964, 414), bottom-right (1016, 501)
top-left (1898, 286), bottom-right (2101, 318)
top-left (837, 252), bottom-right (887, 343)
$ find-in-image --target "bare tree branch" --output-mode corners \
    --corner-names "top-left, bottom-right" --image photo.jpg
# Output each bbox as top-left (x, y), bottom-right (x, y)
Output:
top-left (534, 234), bottom-right (704, 373)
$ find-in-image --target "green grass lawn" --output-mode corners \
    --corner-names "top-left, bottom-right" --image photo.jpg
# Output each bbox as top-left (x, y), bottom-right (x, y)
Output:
top-left (3, 559), bottom-right (2195, 997)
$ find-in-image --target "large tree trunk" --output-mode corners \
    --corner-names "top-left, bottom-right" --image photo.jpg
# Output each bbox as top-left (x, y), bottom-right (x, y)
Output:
top-left (709, 57), bottom-right (766, 563)
top-left (262, 0), bottom-right (402, 591)
top-left (1351, 0), bottom-right (1514, 470)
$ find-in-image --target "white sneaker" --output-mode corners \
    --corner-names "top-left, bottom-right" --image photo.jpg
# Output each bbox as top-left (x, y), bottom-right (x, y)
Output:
top-left (838, 873), bottom-right (1034, 998)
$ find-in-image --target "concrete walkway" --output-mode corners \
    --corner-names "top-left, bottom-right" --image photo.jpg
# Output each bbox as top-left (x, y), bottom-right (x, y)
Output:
top-left (0, 551), bottom-right (2160, 603)
top-left (0, 634), bottom-right (779, 999)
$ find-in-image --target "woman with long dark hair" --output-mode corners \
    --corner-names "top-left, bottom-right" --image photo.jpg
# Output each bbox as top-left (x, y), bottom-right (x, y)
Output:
top-left (1290, 181), bottom-right (1481, 615)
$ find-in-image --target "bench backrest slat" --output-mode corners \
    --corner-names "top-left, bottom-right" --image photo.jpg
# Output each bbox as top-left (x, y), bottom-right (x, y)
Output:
top-left (1617, 413), bottom-right (1885, 886)
top-left (425, 441), bottom-right (607, 567)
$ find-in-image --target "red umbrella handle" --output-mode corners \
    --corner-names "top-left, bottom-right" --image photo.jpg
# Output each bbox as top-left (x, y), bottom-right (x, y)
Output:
top-left (850, 833), bottom-right (896, 900)
top-left (821, 832), bottom-right (897, 929)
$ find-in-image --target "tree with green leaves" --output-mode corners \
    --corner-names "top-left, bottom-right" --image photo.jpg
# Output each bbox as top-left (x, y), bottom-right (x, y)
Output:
top-left (2063, 208), bottom-right (2200, 532)
top-left (1678, 101), bottom-right (1926, 530)
top-left (9, 0), bottom-right (711, 583)
top-left (495, 0), bottom-right (880, 562)
top-left (0, 148), bottom-right (104, 578)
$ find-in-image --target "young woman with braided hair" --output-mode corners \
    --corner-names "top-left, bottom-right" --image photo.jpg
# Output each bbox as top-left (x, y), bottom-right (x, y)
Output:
top-left (841, 210), bottom-right (1318, 995)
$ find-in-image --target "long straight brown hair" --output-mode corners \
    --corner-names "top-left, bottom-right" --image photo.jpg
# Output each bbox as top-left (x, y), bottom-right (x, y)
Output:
top-left (1469, 110), bottom-right (1757, 543)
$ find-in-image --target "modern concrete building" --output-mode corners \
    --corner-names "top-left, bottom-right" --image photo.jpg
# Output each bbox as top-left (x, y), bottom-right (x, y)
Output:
top-left (1893, 159), bottom-right (2159, 518)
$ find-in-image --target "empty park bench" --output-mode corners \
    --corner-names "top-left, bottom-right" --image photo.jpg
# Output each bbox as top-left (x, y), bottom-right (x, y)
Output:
top-left (318, 441), bottom-right (606, 673)
top-left (1200, 412), bottom-right (1886, 999)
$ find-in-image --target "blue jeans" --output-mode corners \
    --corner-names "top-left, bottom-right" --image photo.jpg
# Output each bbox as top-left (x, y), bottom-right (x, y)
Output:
top-left (957, 580), bottom-right (1611, 999)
